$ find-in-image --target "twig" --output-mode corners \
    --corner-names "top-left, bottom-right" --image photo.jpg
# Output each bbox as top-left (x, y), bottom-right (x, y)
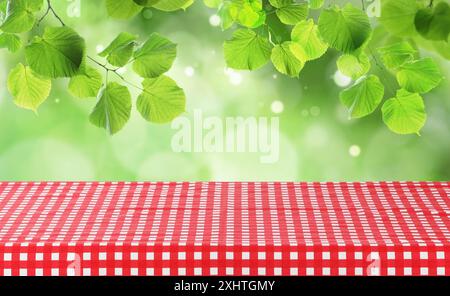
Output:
top-left (368, 47), bottom-right (383, 70)
top-left (368, 47), bottom-right (397, 95)
top-left (37, 5), bottom-right (51, 26)
top-left (87, 56), bottom-right (145, 92)
top-left (47, 0), bottom-right (66, 26)
top-left (41, 1), bottom-right (144, 93)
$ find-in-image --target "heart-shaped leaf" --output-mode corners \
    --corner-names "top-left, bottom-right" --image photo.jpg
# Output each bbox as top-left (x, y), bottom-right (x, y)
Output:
top-left (7, 63), bottom-right (51, 112)
top-left (25, 26), bottom-right (85, 78)
top-left (340, 75), bottom-right (384, 119)
top-left (90, 82), bottom-right (132, 134)
top-left (224, 28), bottom-right (272, 70)
top-left (415, 2), bottom-right (450, 41)
top-left (397, 58), bottom-right (443, 93)
top-left (133, 33), bottom-right (177, 78)
top-left (137, 75), bottom-right (186, 123)
top-left (382, 89), bottom-right (426, 135)
top-left (318, 3), bottom-right (371, 53)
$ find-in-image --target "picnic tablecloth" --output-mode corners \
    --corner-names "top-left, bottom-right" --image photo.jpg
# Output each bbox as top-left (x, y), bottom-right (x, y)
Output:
top-left (0, 182), bottom-right (448, 276)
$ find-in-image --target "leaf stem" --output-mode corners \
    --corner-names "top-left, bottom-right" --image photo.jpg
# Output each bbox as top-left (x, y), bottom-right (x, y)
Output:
top-left (368, 47), bottom-right (397, 95)
top-left (37, 6), bottom-right (51, 26)
top-left (87, 56), bottom-right (144, 92)
top-left (368, 47), bottom-right (383, 70)
top-left (40, 2), bottom-right (144, 93)
top-left (264, 24), bottom-right (278, 46)
top-left (40, 2), bottom-right (145, 94)
top-left (38, 0), bottom-right (66, 26)
top-left (48, 0), bottom-right (66, 26)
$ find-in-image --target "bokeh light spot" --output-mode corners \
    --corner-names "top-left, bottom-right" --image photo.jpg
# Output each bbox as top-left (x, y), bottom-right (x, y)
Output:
top-left (95, 45), bottom-right (104, 53)
top-left (225, 68), bottom-right (243, 85)
top-left (271, 100), bottom-right (284, 114)
top-left (230, 73), bottom-right (242, 85)
top-left (184, 66), bottom-right (195, 77)
top-left (333, 70), bottom-right (352, 87)
top-left (349, 145), bottom-right (361, 157)
top-left (209, 14), bottom-right (221, 27)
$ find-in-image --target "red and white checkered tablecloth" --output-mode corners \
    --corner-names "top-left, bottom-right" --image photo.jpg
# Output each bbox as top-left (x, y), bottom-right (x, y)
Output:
top-left (0, 182), bottom-right (449, 276)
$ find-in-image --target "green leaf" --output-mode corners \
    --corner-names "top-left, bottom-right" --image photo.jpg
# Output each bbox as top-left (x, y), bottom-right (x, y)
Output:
top-left (137, 75), bottom-right (186, 123)
top-left (379, 0), bottom-right (419, 37)
top-left (153, 0), bottom-right (192, 11)
top-left (309, 0), bottom-right (324, 10)
top-left (203, 0), bottom-right (222, 8)
top-left (237, 0), bottom-right (266, 28)
top-left (90, 82), bottom-right (132, 134)
top-left (0, 0), bottom-right (43, 33)
top-left (7, 63), bottom-right (51, 112)
top-left (105, 0), bottom-right (142, 19)
top-left (68, 66), bottom-right (103, 99)
top-left (271, 42), bottom-right (304, 77)
top-left (132, 33), bottom-right (177, 78)
top-left (339, 75), bottom-right (384, 119)
top-left (223, 28), bottom-right (272, 70)
top-left (397, 58), bottom-right (443, 94)
top-left (181, 0), bottom-right (195, 10)
top-left (217, 0), bottom-right (265, 30)
top-left (25, 26), bottom-right (85, 78)
top-left (19, 0), bottom-right (42, 11)
top-left (0, 1), bottom-right (7, 22)
top-left (291, 19), bottom-right (328, 61)
top-left (269, 0), bottom-right (309, 25)
top-left (99, 32), bottom-right (137, 67)
top-left (218, 1), bottom-right (238, 30)
top-left (382, 89), bottom-right (426, 135)
top-left (318, 3), bottom-right (372, 53)
top-left (133, 0), bottom-right (161, 6)
top-left (377, 42), bottom-right (417, 69)
top-left (414, 2), bottom-right (450, 42)
top-left (0, 33), bottom-right (21, 52)
top-left (337, 53), bottom-right (370, 80)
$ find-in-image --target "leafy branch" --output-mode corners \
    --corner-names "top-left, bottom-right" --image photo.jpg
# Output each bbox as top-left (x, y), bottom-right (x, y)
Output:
top-left (1, 0), bottom-right (449, 136)
top-left (0, 0), bottom-right (187, 134)
top-left (203, 0), bottom-right (449, 135)
top-left (38, 0), bottom-right (66, 26)
top-left (41, 1), bottom-right (141, 91)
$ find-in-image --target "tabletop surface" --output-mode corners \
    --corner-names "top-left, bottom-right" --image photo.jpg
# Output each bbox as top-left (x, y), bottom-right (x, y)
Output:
top-left (1, 181), bottom-right (449, 247)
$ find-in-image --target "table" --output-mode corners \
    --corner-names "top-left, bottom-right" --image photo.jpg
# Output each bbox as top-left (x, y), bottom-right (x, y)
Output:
top-left (0, 182), bottom-right (448, 276)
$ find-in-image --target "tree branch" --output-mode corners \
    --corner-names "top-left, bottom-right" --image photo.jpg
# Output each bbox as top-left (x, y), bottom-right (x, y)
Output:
top-left (87, 56), bottom-right (144, 92)
top-left (39, 2), bottom-right (144, 93)
top-left (46, 0), bottom-right (66, 26)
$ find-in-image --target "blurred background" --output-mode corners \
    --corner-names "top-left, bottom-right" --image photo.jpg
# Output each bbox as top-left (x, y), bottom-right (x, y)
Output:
top-left (0, 0), bottom-right (449, 182)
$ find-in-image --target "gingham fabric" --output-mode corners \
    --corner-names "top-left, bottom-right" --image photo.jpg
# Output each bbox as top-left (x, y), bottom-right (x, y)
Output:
top-left (0, 182), bottom-right (449, 276)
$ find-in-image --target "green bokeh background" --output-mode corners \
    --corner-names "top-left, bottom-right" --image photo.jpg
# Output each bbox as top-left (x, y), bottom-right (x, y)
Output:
top-left (0, 0), bottom-right (449, 181)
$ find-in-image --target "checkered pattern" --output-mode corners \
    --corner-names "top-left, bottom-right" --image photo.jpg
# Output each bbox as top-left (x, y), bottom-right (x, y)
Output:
top-left (0, 182), bottom-right (449, 276)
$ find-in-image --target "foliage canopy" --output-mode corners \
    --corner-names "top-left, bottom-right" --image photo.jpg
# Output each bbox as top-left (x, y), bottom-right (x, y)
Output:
top-left (0, 0), bottom-right (449, 135)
